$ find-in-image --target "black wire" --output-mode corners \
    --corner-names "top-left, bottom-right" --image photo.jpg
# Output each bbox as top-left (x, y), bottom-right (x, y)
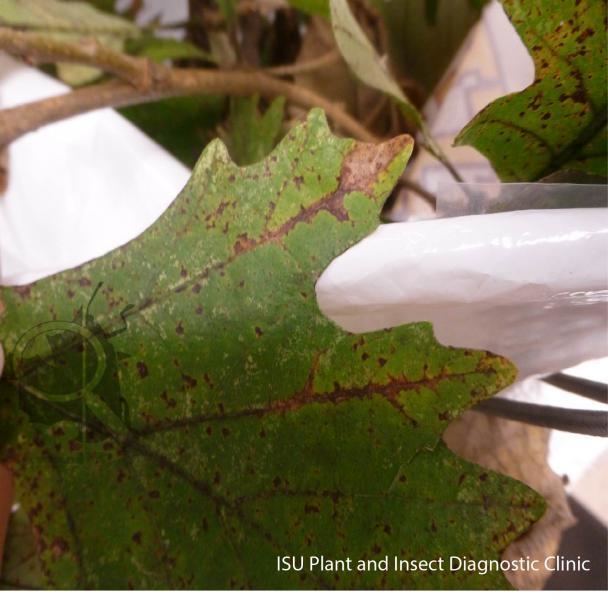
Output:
top-left (474, 396), bottom-right (608, 437)
top-left (542, 372), bottom-right (608, 404)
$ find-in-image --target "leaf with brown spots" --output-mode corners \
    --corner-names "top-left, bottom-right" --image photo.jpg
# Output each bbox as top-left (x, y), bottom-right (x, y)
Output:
top-left (0, 111), bottom-right (542, 589)
top-left (456, 0), bottom-right (607, 181)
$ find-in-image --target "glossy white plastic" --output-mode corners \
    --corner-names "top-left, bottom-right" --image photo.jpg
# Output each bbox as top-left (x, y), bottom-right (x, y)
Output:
top-left (316, 207), bottom-right (608, 379)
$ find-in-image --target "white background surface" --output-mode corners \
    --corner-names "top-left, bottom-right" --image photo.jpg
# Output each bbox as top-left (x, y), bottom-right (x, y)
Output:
top-left (0, 53), bottom-right (189, 285)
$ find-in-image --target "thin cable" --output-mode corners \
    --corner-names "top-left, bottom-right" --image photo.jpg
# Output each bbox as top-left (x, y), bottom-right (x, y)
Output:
top-left (542, 372), bottom-right (608, 404)
top-left (474, 396), bottom-right (608, 437)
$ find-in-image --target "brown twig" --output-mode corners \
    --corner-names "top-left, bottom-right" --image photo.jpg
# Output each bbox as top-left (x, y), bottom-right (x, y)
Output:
top-left (0, 70), bottom-right (378, 148)
top-left (265, 50), bottom-right (341, 77)
top-left (0, 28), bottom-right (151, 87)
top-left (0, 25), bottom-right (378, 147)
top-left (0, 22), bottom-right (136, 35)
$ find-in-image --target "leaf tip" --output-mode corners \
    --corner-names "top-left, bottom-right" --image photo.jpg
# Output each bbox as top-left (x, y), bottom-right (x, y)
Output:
top-left (343, 133), bottom-right (414, 201)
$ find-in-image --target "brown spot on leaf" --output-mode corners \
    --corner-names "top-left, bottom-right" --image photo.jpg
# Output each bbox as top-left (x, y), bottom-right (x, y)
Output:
top-left (15, 285), bottom-right (32, 299)
top-left (182, 374), bottom-right (197, 389)
top-left (570, 87), bottom-right (587, 104)
top-left (51, 537), bottom-right (69, 558)
top-left (136, 362), bottom-right (149, 378)
top-left (576, 27), bottom-right (595, 43)
top-left (340, 135), bottom-right (412, 196)
top-left (233, 234), bottom-right (255, 254)
top-left (528, 92), bottom-right (543, 111)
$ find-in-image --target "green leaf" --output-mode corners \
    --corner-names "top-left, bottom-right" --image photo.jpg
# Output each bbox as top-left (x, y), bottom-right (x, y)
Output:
top-left (369, 0), bottom-right (486, 100)
top-left (286, 0), bottom-right (330, 18)
top-left (329, 0), bottom-right (422, 129)
top-left (75, 0), bottom-right (117, 14)
top-left (424, 0), bottom-right (440, 26)
top-left (120, 96), bottom-right (225, 168)
top-left (216, 0), bottom-right (237, 26)
top-left (225, 95), bottom-right (286, 166)
top-left (329, 0), bottom-right (458, 178)
top-left (125, 35), bottom-right (216, 64)
top-left (0, 0), bottom-right (139, 85)
top-left (455, 0), bottom-right (607, 181)
top-left (0, 111), bottom-right (542, 589)
top-left (0, 506), bottom-right (44, 590)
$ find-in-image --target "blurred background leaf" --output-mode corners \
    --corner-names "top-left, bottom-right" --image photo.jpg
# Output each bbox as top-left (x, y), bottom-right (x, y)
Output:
top-left (329, 0), bottom-right (423, 129)
top-left (120, 96), bottom-right (225, 168)
top-left (0, 0), bottom-right (140, 85)
top-left (329, 0), bottom-right (463, 179)
top-left (286, 0), bottom-right (330, 18)
top-left (371, 0), bottom-right (487, 101)
top-left (125, 35), bottom-right (216, 63)
top-left (223, 95), bottom-right (286, 165)
top-left (216, 0), bottom-right (237, 26)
